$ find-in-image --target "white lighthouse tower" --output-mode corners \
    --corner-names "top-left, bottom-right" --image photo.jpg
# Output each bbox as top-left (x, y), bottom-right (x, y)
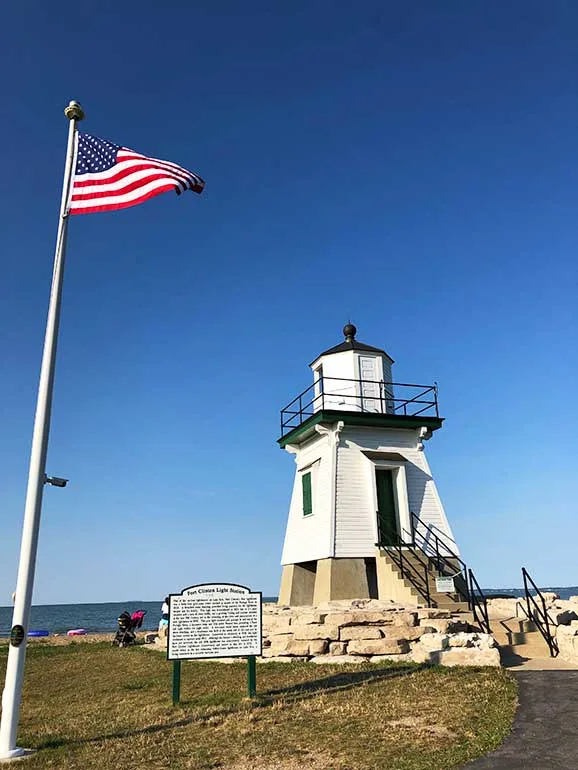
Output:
top-left (277, 323), bottom-right (468, 608)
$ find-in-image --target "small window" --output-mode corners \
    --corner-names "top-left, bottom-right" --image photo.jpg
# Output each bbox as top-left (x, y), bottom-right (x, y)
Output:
top-left (302, 472), bottom-right (313, 516)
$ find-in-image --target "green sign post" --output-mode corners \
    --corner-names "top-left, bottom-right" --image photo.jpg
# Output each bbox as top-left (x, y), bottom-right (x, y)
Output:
top-left (172, 660), bottom-right (182, 706)
top-left (247, 655), bottom-right (257, 698)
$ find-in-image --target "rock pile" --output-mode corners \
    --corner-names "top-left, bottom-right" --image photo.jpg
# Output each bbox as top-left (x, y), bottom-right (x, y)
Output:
top-left (487, 594), bottom-right (578, 627)
top-left (487, 594), bottom-right (578, 664)
top-left (262, 600), bottom-right (499, 666)
top-left (557, 621), bottom-right (578, 662)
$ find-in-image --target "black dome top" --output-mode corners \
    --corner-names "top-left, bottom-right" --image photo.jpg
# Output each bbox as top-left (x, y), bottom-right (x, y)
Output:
top-left (343, 322), bottom-right (357, 341)
top-left (310, 323), bottom-right (394, 364)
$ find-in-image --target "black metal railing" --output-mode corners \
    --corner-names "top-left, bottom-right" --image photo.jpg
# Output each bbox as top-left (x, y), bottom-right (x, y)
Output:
top-left (376, 521), bottom-right (432, 607)
top-left (379, 514), bottom-right (488, 624)
top-left (468, 569), bottom-right (491, 635)
top-left (280, 377), bottom-right (438, 436)
top-left (522, 567), bottom-right (559, 657)
top-left (410, 513), bottom-right (471, 610)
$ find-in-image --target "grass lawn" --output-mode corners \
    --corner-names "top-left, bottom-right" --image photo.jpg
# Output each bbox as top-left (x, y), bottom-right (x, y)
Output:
top-left (0, 642), bottom-right (517, 770)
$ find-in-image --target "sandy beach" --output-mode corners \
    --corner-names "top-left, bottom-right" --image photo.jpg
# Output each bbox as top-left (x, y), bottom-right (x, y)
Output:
top-left (24, 632), bottom-right (119, 646)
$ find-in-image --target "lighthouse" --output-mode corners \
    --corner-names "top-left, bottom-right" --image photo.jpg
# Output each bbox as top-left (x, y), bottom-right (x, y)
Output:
top-left (277, 324), bottom-right (468, 608)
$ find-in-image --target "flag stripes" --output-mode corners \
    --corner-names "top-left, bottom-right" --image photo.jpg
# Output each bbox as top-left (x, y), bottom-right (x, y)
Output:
top-left (69, 135), bottom-right (204, 215)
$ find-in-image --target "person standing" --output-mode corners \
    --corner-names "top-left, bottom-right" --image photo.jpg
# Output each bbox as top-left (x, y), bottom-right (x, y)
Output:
top-left (158, 596), bottom-right (169, 639)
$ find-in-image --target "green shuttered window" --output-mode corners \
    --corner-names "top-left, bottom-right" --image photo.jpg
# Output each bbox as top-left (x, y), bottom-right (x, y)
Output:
top-left (302, 472), bottom-right (313, 516)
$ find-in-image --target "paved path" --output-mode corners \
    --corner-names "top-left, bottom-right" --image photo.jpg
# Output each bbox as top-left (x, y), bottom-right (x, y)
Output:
top-left (463, 668), bottom-right (578, 769)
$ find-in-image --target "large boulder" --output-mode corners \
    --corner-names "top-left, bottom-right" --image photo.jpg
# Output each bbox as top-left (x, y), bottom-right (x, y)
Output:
top-left (433, 647), bottom-right (501, 667)
top-left (556, 621), bottom-right (578, 664)
top-left (541, 592), bottom-right (560, 603)
top-left (324, 611), bottom-right (395, 626)
top-left (394, 611), bottom-right (419, 627)
top-left (558, 620), bottom-right (578, 636)
top-left (548, 608), bottom-right (578, 626)
top-left (383, 625), bottom-right (425, 642)
top-left (421, 618), bottom-right (469, 634)
top-left (292, 624), bottom-right (340, 641)
top-left (339, 625), bottom-right (382, 641)
top-left (262, 616), bottom-right (292, 634)
top-left (448, 632), bottom-right (497, 649)
top-left (486, 597), bottom-right (524, 619)
top-left (347, 638), bottom-right (410, 655)
top-left (292, 610), bottom-right (328, 625)
top-left (264, 639), bottom-right (310, 657)
top-left (308, 639), bottom-right (329, 655)
top-left (414, 633), bottom-right (450, 652)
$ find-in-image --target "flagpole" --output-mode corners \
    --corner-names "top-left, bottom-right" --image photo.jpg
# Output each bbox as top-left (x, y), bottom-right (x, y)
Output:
top-left (0, 100), bottom-right (84, 760)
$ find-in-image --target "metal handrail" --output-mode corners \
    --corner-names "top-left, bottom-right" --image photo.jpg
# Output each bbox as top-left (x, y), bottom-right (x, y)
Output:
top-left (410, 513), bottom-right (471, 610)
top-left (522, 567), bottom-right (559, 657)
top-left (376, 522), bottom-right (431, 607)
top-left (280, 377), bottom-right (439, 435)
top-left (410, 512), bottom-right (460, 559)
top-left (468, 569), bottom-right (491, 634)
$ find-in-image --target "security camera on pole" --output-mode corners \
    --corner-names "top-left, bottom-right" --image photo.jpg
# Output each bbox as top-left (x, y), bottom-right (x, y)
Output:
top-left (0, 102), bottom-right (205, 760)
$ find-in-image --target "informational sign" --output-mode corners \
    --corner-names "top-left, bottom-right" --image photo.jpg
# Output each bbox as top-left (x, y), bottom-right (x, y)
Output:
top-left (167, 583), bottom-right (262, 661)
top-left (435, 576), bottom-right (456, 593)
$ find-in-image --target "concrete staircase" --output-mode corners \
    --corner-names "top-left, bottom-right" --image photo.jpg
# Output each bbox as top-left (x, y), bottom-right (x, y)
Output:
top-left (381, 547), bottom-right (470, 610)
top-left (492, 616), bottom-right (550, 661)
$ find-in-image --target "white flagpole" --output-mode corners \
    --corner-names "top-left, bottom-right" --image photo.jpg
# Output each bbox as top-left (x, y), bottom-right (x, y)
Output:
top-left (0, 100), bottom-right (84, 760)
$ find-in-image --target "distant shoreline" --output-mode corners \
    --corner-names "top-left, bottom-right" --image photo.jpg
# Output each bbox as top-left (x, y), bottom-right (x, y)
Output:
top-left (0, 596), bottom-right (281, 610)
top-left (3, 589), bottom-right (578, 611)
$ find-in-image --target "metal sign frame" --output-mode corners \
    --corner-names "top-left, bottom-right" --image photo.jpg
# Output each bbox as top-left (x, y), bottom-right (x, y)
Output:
top-left (167, 582), bottom-right (263, 661)
top-left (167, 582), bottom-right (262, 704)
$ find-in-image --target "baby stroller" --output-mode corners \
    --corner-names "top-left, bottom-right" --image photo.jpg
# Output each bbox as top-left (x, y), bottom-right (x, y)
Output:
top-left (112, 609), bottom-right (147, 648)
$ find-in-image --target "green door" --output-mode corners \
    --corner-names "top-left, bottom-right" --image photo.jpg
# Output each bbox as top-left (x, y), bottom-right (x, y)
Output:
top-left (376, 469), bottom-right (398, 546)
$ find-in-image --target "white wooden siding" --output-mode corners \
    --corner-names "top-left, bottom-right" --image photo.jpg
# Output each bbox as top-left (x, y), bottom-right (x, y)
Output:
top-left (310, 350), bottom-right (390, 413)
top-left (313, 351), bottom-right (359, 411)
top-left (280, 433), bottom-right (334, 565)
top-left (334, 426), bottom-right (458, 557)
top-left (334, 439), bottom-right (375, 557)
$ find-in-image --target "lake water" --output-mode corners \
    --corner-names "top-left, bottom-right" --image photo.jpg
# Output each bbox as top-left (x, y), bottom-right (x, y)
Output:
top-left (1, 590), bottom-right (576, 637)
top-left (0, 598), bottom-right (280, 637)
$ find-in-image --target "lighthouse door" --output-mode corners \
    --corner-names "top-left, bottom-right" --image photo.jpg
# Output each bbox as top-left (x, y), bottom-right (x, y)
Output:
top-left (359, 356), bottom-right (381, 412)
top-left (375, 469), bottom-right (398, 546)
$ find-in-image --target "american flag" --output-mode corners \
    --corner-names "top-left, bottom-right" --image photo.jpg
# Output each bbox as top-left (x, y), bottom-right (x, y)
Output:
top-left (69, 133), bottom-right (205, 215)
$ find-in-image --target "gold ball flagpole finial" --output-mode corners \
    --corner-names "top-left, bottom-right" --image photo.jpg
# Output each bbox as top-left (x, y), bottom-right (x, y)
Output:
top-left (64, 100), bottom-right (85, 121)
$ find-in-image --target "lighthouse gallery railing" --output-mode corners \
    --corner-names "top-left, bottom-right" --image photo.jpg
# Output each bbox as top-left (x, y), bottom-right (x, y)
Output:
top-left (280, 377), bottom-right (439, 436)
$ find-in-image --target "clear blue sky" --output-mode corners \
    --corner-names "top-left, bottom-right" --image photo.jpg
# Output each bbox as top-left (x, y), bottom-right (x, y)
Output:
top-left (0, 1), bottom-right (576, 604)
